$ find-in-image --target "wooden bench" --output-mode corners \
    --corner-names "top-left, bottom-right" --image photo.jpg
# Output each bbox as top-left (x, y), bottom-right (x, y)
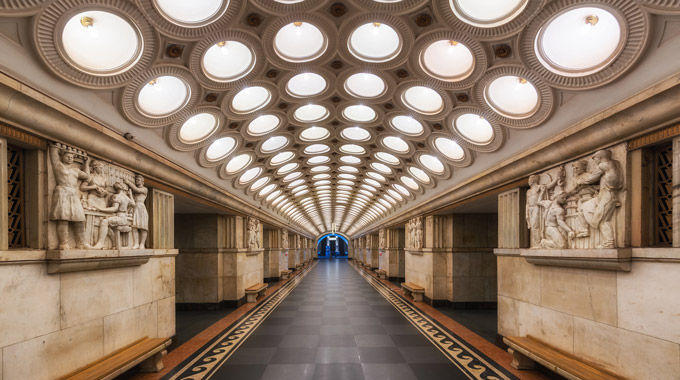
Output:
top-left (401, 282), bottom-right (425, 302)
top-left (59, 337), bottom-right (171, 380)
top-left (245, 283), bottom-right (268, 303)
top-left (376, 269), bottom-right (387, 280)
top-left (504, 336), bottom-right (623, 380)
top-left (280, 269), bottom-right (292, 280)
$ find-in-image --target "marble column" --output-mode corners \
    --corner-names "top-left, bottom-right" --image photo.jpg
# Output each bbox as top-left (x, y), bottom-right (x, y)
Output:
top-left (288, 233), bottom-right (301, 270)
top-left (405, 216), bottom-right (450, 304)
top-left (380, 227), bottom-right (405, 281)
top-left (263, 228), bottom-right (285, 282)
top-left (365, 234), bottom-right (379, 269)
top-left (674, 137), bottom-right (679, 247)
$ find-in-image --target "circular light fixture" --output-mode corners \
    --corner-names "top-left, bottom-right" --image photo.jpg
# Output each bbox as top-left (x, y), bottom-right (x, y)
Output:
top-left (277, 162), bottom-right (298, 174)
top-left (449, 0), bottom-right (528, 28)
top-left (535, 6), bottom-right (623, 77)
top-left (341, 156), bottom-right (361, 164)
top-left (348, 22), bottom-right (402, 63)
top-left (419, 154), bottom-right (445, 174)
top-left (247, 114), bottom-right (281, 136)
top-left (231, 86), bottom-right (271, 114)
top-left (371, 162), bottom-right (392, 174)
top-left (179, 113), bottom-right (218, 143)
top-left (345, 73), bottom-right (386, 98)
top-left (402, 86), bottom-right (444, 115)
top-left (484, 76), bottom-right (539, 119)
top-left (226, 153), bottom-right (251, 174)
top-left (304, 144), bottom-right (330, 154)
top-left (343, 105), bottom-right (377, 123)
top-left (289, 179), bottom-right (305, 188)
top-left (260, 136), bottom-right (288, 153)
top-left (239, 167), bottom-right (262, 184)
top-left (259, 183), bottom-right (277, 197)
top-left (283, 172), bottom-right (302, 181)
top-left (300, 126), bottom-right (330, 141)
top-left (307, 155), bottom-right (330, 164)
top-left (312, 173), bottom-right (331, 180)
top-left (340, 144), bottom-right (366, 155)
top-left (409, 166), bottom-right (431, 183)
top-left (137, 75), bottom-right (190, 117)
top-left (270, 151), bottom-right (295, 165)
top-left (420, 40), bottom-right (474, 82)
top-left (454, 113), bottom-right (494, 145)
top-left (393, 183), bottom-right (410, 196)
top-left (390, 115), bottom-right (424, 136)
top-left (286, 72), bottom-right (327, 97)
top-left (311, 165), bottom-right (330, 173)
top-left (434, 137), bottom-right (465, 161)
top-left (154, 0), bottom-right (225, 27)
top-left (61, 11), bottom-right (142, 76)
top-left (382, 136), bottom-right (409, 153)
top-left (202, 40), bottom-right (254, 82)
top-left (367, 172), bottom-right (386, 181)
top-left (294, 104), bottom-right (329, 123)
top-left (250, 176), bottom-right (270, 191)
top-left (274, 22), bottom-right (327, 62)
top-left (339, 173), bottom-right (357, 180)
top-left (375, 151), bottom-right (399, 165)
top-left (341, 126), bottom-right (371, 142)
top-left (205, 136), bottom-right (236, 161)
top-left (401, 176), bottom-right (419, 190)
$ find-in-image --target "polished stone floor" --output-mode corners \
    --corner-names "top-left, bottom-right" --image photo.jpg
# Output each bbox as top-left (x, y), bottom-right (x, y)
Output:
top-left (209, 259), bottom-right (473, 380)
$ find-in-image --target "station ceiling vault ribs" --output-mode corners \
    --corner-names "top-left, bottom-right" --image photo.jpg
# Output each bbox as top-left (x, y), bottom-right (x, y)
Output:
top-left (1, 0), bottom-right (677, 237)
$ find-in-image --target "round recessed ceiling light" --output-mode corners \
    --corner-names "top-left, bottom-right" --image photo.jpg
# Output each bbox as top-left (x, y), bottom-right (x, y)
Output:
top-left (307, 155), bottom-right (330, 164)
top-left (387, 188), bottom-right (403, 201)
top-left (382, 136), bottom-right (409, 153)
top-left (420, 40), bottom-right (474, 82)
top-left (536, 6), bottom-right (623, 77)
top-left (484, 76), bottom-right (539, 119)
top-left (286, 72), bottom-right (327, 97)
top-left (61, 11), bottom-right (141, 75)
top-left (371, 162), bottom-right (392, 174)
top-left (304, 144), bottom-right (330, 154)
top-left (283, 172), bottom-right (302, 181)
top-left (137, 75), bottom-right (190, 117)
top-left (239, 166), bottom-right (262, 184)
top-left (454, 113), bottom-right (494, 145)
top-left (349, 22), bottom-right (402, 63)
top-left (179, 113), bottom-right (218, 143)
top-left (339, 173), bottom-right (357, 180)
top-left (343, 105), bottom-right (377, 123)
top-left (401, 176), bottom-right (419, 190)
top-left (270, 151), bottom-right (295, 165)
top-left (364, 178), bottom-right (381, 187)
top-left (225, 153), bottom-right (251, 174)
top-left (205, 136), bottom-right (236, 161)
top-left (202, 40), bottom-right (254, 82)
top-left (375, 151), bottom-right (399, 165)
top-left (311, 165), bottom-right (330, 173)
top-left (367, 172), bottom-right (386, 182)
top-left (231, 86), bottom-right (271, 114)
top-left (341, 127), bottom-right (371, 142)
top-left (340, 144), bottom-right (366, 155)
top-left (393, 183), bottom-right (410, 196)
top-left (277, 162), bottom-right (298, 174)
top-left (300, 126), bottom-right (330, 141)
top-left (402, 86), bottom-right (444, 115)
top-left (294, 104), bottom-right (329, 123)
top-left (449, 0), bottom-right (527, 28)
top-left (434, 137), bottom-right (465, 161)
top-left (341, 156), bottom-right (361, 164)
top-left (261, 135), bottom-right (288, 153)
top-left (419, 154), bottom-right (445, 174)
top-left (289, 179), bottom-right (305, 188)
top-left (390, 115), bottom-right (424, 136)
top-left (259, 183), bottom-right (277, 197)
top-left (345, 73), bottom-right (386, 98)
top-left (154, 0), bottom-right (225, 26)
top-left (247, 114), bottom-right (280, 136)
top-left (312, 173), bottom-right (330, 180)
top-left (250, 176), bottom-right (269, 191)
top-left (409, 167), bottom-right (431, 183)
top-left (274, 22), bottom-right (327, 62)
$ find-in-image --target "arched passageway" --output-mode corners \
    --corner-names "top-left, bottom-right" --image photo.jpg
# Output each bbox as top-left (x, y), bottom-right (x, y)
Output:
top-left (317, 233), bottom-right (348, 258)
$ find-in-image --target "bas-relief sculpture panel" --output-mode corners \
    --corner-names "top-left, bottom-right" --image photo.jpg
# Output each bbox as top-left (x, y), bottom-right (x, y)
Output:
top-left (246, 217), bottom-right (261, 250)
top-left (281, 229), bottom-right (288, 249)
top-left (406, 216), bottom-right (423, 249)
top-left (379, 229), bottom-right (385, 249)
top-left (526, 145), bottom-right (627, 250)
top-left (47, 143), bottom-right (149, 251)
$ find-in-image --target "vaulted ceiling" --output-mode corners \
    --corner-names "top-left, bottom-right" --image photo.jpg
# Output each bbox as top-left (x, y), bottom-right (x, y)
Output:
top-left (0, 0), bottom-right (679, 237)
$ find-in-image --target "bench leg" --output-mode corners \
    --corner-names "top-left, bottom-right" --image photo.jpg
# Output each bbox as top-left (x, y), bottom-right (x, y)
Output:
top-left (139, 350), bottom-right (167, 373)
top-left (508, 348), bottom-right (535, 370)
top-left (246, 293), bottom-right (257, 303)
top-left (412, 292), bottom-right (423, 302)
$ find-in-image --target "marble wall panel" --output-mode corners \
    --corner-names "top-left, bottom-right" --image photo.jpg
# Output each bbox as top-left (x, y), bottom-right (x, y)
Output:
top-left (132, 260), bottom-right (153, 307)
top-left (574, 317), bottom-right (680, 380)
top-left (497, 295), bottom-right (519, 336)
top-left (177, 276), bottom-right (221, 303)
top-left (497, 256), bottom-right (541, 304)
top-left (0, 264), bottom-right (60, 348)
top-left (103, 302), bottom-right (158, 354)
top-left (157, 296), bottom-right (176, 338)
top-left (618, 261), bottom-right (680, 344)
top-left (540, 266), bottom-right (617, 326)
top-left (3, 319), bottom-right (104, 380)
top-left (519, 302), bottom-right (574, 354)
top-left (60, 267), bottom-right (133, 328)
top-left (152, 256), bottom-right (175, 302)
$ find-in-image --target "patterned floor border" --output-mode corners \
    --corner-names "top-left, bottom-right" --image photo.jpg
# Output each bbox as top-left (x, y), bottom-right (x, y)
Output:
top-left (350, 262), bottom-right (520, 380)
top-left (161, 261), bottom-right (317, 380)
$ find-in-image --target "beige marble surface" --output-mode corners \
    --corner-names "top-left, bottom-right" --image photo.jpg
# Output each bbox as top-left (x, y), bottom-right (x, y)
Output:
top-left (497, 256), bottom-right (541, 304)
top-left (498, 296), bottom-right (519, 337)
top-left (157, 296), bottom-right (176, 338)
top-left (0, 264), bottom-right (60, 348)
top-left (519, 301), bottom-right (574, 354)
top-left (103, 302), bottom-right (158, 353)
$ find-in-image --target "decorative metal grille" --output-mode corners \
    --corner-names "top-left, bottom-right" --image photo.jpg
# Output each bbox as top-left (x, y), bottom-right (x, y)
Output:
top-left (7, 145), bottom-right (25, 248)
top-left (654, 144), bottom-right (673, 246)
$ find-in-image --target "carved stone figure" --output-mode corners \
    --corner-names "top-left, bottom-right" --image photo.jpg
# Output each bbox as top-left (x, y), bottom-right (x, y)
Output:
top-left (80, 159), bottom-right (108, 211)
top-left (125, 175), bottom-right (149, 249)
top-left (247, 217), bottom-right (261, 249)
top-left (379, 229), bottom-right (385, 249)
top-left (94, 181), bottom-right (135, 249)
top-left (281, 229), bottom-right (288, 249)
top-left (526, 167), bottom-right (563, 249)
top-left (49, 143), bottom-right (93, 250)
top-left (538, 191), bottom-right (574, 249)
top-left (565, 160), bottom-right (597, 238)
top-left (407, 217), bottom-right (423, 249)
top-left (296, 235), bottom-right (301, 249)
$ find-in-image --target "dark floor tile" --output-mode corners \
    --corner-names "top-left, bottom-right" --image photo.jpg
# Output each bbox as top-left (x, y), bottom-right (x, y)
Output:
top-left (271, 348), bottom-right (318, 364)
top-left (354, 334), bottom-right (395, 347)
top-left (362, 363), bottom-right (419, 380)
top-left (316, 347), bottom-right (360, 363)
top-left (261, 364), bottom-right (315, 380)
top-left (241, 334), bottom-right (284, 348)
top-left (320, 325), bottom-right (353, 335)
top-left (211, 364), bottom-right (267, 379)
top-left (287, 325), bottom-right (322, 335)
top-left (397, 347), bottom-right (452, 364)
top-left (279, 334), bottom-right (320, 348)
top-left (318, 335), bottom-right (357, 347)
top-left (384, 324), bottom-right (421, 335)
top-left (409, 363), bottom-right (470, 380)
top-left (357, 347), bottom-right (405, 363)
top-left (390, 334), bottom-right (433, 347)
top-left (313, 363), bottom-right (365, 380)
top-left (352, 325), bottom-right (386, 334)
top-left (227, 347), bottom-right (277, 364)
top-left (263, 317), bottom-right (294, 325)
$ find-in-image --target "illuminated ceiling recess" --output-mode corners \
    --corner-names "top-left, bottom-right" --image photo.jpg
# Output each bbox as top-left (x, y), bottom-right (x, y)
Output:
top-left (23, 0), bottom-right (653, 237)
